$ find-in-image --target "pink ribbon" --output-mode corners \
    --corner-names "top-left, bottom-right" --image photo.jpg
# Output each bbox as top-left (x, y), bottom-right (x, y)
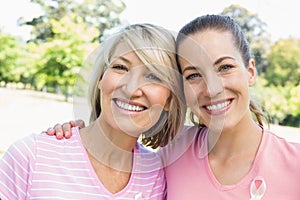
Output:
top-left (250, 176), bottom-right (266, 200)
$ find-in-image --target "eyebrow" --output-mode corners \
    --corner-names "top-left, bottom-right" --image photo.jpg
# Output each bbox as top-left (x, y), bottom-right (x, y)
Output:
top-left (182, 66), bottom-right (197, 74)
top-left (182, 56), bottom-right (236, 74)
top-left (214, 56), bottom-right (235, 66)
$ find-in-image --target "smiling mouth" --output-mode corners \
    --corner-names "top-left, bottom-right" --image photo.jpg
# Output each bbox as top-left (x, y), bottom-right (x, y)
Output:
top-left (114, 99), bottom-right (146, 112)
top-left (205, 100), bottom-right (231, 111)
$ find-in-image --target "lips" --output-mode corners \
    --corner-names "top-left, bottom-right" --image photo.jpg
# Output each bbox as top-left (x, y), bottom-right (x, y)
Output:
top-left (113, 98), bottom-right (147, 112)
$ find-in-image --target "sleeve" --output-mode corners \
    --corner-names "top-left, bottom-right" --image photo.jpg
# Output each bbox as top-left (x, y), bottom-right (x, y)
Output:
top-left (0, 134), bottom-right (36, 200)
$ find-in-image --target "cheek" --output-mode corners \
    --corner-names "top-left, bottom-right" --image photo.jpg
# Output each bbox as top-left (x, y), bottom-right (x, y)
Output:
top-left (224, 74), bottom-right (248, 92)
top-left (147, 86), bottom-right (171, 107)
top-left (99, 72), bottom-right (118, 94)
top-left (184, 82), bottom-right (199, 105)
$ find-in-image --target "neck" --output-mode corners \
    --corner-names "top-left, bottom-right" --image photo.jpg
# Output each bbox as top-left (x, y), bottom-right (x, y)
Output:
top-left (208, 114), bottom-right (263, 158)
top-left (98, 117), bottom-right (138, 152)
top-left (80, 118), bottom-right (138, 173)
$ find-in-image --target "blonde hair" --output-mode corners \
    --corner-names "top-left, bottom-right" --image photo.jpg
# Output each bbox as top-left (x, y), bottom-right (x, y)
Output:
top-left (87, 23), bottom-right (186, 148)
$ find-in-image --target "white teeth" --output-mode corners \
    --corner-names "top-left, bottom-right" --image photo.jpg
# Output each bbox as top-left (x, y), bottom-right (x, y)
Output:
top-left (206, 101), bottom-right (230, 111)
top-left (115, 100), bottom-right (145, 111)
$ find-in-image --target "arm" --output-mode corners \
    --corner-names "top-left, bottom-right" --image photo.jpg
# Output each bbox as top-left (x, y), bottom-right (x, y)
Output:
top-left (0, 135), bottom-right (35, 200)
top-left (44, 119), bottom-right (85, 139)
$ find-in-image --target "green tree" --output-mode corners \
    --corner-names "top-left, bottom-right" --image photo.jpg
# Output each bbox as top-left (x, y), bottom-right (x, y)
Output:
top-left (221, 5), bottom-right (270, 73)
top-left (289, 85), bottom-right (300, 117)
top-left (20, 0), bottom-right (125, 43)
top-left (262, 86), bottom-right (289, 124)
top-left (254, 77), bottom-right (300, 127)
top-left (287, 85), bottom-right (300, 127)
top-left (265, 38), bottom-right (300, 86)
top-left (30, 15), bottom-right (98, 100)
top-left (0, 31), bottom-right (26, 85)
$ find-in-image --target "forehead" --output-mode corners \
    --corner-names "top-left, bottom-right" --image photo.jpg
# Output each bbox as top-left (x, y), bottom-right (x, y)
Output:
top-left (113, 41), bottom-right (171, 66)
top-left (111, 42), bottom-right (134, 60)
top-left (177, 30), bottom-right (240, 65)
top-left (110, 42), bottom-right (144, 66)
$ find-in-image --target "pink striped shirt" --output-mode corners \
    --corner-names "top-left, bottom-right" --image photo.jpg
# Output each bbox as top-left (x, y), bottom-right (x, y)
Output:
top-left (0, 128), bottom-right (166, 200)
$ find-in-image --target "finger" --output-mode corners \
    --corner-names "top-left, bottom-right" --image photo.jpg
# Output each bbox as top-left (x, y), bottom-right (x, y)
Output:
top-left (46, 127), bottom-right (55, 136)
top-left (69, 120), bottom-right (77, 127)
top-left (62, 122), bottom-right (72, 139)
top-left (75, 119), bottom-right (86, 129)
top-left (53, 123), bottom-right (64, 140)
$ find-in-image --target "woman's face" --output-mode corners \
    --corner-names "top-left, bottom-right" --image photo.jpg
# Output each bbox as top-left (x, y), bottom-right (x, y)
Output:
top-left (98, 44), bottom-right (171, 138)
top-left (178, 30), bottom-right (256, 132)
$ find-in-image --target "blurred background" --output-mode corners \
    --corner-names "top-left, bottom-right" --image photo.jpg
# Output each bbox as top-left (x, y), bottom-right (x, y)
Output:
top-left (0, 0), bottom-right (299, 156)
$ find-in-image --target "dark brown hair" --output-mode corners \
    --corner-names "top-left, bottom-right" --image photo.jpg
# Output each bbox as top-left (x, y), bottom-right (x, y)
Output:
top-left (176, 14), bottom-right (269, 127)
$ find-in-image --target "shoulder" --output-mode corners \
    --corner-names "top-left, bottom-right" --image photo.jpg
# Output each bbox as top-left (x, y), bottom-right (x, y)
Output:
top-left (264, 129), bottom-right (300, 155)
top-left (35, 127), bottom-right (82, 154)
top-left (6, 127), bottom-right (82, 160)
top-left (5, 133), bottom-right (38, 157)
top-left (2, 133), bottom-right (55, 166)
top-left (255, 129), bottom-right (300, 177)
top-left (38, 127), bottom-right (81, 144)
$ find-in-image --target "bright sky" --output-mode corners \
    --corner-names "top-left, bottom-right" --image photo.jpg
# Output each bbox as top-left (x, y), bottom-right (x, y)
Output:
top-left (0, 0), bottom-right (299, 42)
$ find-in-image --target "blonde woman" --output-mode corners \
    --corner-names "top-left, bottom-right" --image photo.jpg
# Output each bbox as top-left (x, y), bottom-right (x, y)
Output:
top-left (0, 23), bottom-right (186, 200)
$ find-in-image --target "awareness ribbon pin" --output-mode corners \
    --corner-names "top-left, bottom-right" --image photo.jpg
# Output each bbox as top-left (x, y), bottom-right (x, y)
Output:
top-left (135, 192), bottom-right (143, 200)
top-left (250, 176), bottom-right (266, 200)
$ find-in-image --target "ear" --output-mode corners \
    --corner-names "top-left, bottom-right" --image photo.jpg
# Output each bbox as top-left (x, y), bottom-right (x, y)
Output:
top-left (247, 59), bottom-right (256, 87)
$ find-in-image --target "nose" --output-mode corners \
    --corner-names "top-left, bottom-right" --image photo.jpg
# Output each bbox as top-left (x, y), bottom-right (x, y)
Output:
top-left (121, 70), bottom-right (143, 98)
top-left (202, 73), bottom-right (224, 97)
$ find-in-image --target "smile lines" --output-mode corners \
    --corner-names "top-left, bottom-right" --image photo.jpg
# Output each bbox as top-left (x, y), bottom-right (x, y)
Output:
top-left (114, 99), bottom-right (146, 112)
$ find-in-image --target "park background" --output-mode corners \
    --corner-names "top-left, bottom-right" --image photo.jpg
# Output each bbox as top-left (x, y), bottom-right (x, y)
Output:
top-left (0, 0), bottom-right (299, 156)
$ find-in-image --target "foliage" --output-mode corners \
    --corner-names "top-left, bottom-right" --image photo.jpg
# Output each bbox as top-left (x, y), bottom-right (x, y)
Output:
top-left (28, 15), bottom-right (98, 100)
top-left (262, 86), bottom-right (289, 123)
top-left (264, 38), bottom-right (300, 86)
top-left (221, 5), bottom-right (271, 73)
top-left (254, 77), bottom-right (299, 127)
top-left (20, 0), bottom-right (126, 43)
top-left (283, 85), bottom-right (300, 127)
top-left (289, 85), bottom-right (300, 116)
top-left (0, 31), bottom-right (27, 85)
top-left (2, 0), bottom-right (124, 101)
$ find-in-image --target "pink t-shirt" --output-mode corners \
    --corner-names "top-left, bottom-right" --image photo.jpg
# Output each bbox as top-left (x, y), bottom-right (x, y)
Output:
top-left (0, 127), bottom-right (166, 200)
top-left (161, 126), bottom-right (300, 200)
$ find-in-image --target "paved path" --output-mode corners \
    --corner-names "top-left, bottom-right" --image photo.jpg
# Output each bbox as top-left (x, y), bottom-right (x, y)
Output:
top-left (0, 87), bottom-right (299, 157)
top-left (0, 87), bottom-right (74, 153)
